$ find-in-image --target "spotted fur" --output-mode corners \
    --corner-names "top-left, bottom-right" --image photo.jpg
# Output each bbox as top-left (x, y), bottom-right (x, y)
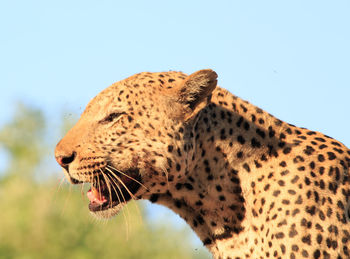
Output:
top-left (55, 69), bottom-right (350, 259)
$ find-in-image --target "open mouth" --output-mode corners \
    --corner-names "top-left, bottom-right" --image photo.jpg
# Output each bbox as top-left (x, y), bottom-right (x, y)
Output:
top-left (86, 168), bottom-right (142, 212)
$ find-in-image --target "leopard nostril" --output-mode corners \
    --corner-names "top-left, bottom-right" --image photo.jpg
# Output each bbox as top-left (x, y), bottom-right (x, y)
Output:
top-left (56, 151), bottom-right (77, 170)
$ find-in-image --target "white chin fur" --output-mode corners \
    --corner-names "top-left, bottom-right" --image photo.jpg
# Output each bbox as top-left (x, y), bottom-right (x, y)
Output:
top-left (90, 203), bottom-right (125, 219)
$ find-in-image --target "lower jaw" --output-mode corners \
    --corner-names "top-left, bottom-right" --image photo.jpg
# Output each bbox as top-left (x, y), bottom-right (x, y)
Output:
top-left (89, 202), bottom-right (125, 219)
top-left (88, 197), bottom-right (129, 212)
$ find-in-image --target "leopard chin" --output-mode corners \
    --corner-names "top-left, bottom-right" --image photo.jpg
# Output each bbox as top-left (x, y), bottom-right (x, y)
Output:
top-left (90, 203), bottom-right (125, 219)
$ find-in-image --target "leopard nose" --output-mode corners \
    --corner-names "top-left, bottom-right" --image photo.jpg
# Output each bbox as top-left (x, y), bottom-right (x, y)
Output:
top-left (55, 151), bottom-right (76, 171)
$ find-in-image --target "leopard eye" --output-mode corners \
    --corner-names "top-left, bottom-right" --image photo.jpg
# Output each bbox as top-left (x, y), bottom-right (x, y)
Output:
top-left (99, 112), bottom-right (125, 124)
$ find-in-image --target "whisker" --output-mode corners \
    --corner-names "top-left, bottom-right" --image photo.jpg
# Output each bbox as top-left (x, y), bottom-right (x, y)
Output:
top-left (99, 169), bottom-right (113, 209)
top-left (105, 167), bottom-right (138, 200)
top-left (61, 182), bottom-right (72, 217)
top-left (57, 176), bottom-right (67, 192)
top-left (104, 168), bottom-right (136, 215)
top-left (100, 169), bottom-right (129, 221)
top-left (105, 168), bottom-right (142, 233)
top-left (104, 172), bottom-right (132, 218)
top-left (48, 176), bottom-right (68, 217)
top-left (97, 172), bottom-right (104, 202)
top-left (101, 169), bottom-right (130, 239)
top-left (155, 149), bottom-right (172, 187)
top-left (105, 165), bottom-right (145, 222)
top-left (103, 170), bottom-right (127, 206)
top-left (81, 182), bottom-right (86, 200)
top-left (51, 176), bottom-right (67, 202)
top-left (106, 146), bottom-right (171, 190)
top-left (106, 165), bottom-right (148, 191)
top-left (158, 162), bottom-right (169, 188)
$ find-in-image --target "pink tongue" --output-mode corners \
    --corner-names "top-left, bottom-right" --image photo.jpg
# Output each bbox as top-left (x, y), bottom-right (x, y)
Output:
top-left (87, 187), bottom-right (107, 205)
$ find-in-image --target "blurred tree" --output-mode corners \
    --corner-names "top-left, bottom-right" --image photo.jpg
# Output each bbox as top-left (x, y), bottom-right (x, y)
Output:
top-left (0, 103), bottom-right (46, 179)
top-left (0, 103), bottom-right (212, 259)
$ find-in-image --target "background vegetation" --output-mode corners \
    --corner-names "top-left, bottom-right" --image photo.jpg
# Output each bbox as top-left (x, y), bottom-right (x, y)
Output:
top-left (0, 103), bottom-right (211, 259)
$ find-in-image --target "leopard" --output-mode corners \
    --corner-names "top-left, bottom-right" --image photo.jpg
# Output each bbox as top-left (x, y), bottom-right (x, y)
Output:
top-left (55, 69), bottom-right (350, 259)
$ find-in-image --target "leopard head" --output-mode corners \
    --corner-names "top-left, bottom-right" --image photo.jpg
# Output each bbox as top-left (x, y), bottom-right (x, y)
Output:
top-left (55, 69), bottom-right (217, 218)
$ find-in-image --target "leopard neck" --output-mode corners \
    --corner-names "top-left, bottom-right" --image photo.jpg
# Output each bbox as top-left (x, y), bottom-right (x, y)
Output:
top-left (163, 87), bottom-right (291, 257)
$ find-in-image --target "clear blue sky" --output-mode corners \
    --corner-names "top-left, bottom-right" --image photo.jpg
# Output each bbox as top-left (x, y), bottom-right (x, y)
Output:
top-left (1, 0), bottom-right (349, 247)
top-left (1, 1), bottom-right (349, 147)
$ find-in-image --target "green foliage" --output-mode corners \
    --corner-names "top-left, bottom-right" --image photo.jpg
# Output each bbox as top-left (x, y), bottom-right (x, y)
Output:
top-left (0, 103), bottom-right (211, 259)
top-left (0, 103), bottom-right (46, 178)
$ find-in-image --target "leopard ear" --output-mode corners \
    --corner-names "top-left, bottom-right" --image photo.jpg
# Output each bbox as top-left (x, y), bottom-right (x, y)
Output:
top-left (178, 69), bottom-right (218, 110)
